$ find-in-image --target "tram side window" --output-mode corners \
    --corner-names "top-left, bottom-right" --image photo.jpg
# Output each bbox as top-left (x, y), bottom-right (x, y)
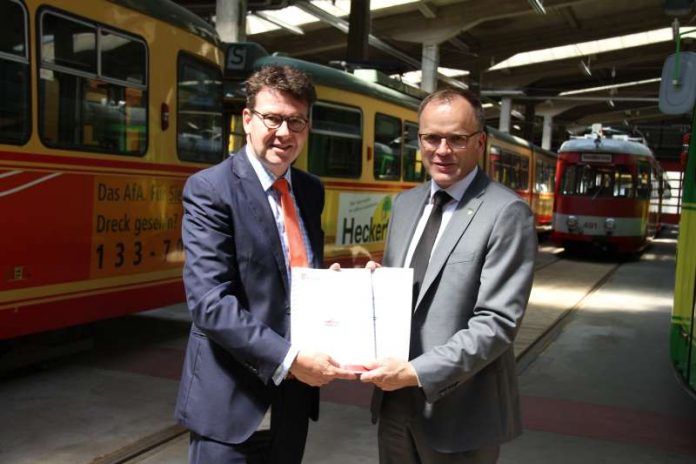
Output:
top-left (489, 147), bottom-right (530, 191)
top-left (535, 158), bottom-right (555, 193)
top-left (228, 112), bottom-right (245, 155)
top-left (39, 12), bottom-right (147, 155)
top-left (308, 103), bottom-right (362, 178)
top-left (177, 54), bottom-right (224, 164)
top-left (374, 113), bottom-right (401, 181)
top-left (403, 121), bottom-right (424, 182)
top-left (636, 162), bottom-right (651, 199)
top-left (0, 0), bottom-right (29, 144)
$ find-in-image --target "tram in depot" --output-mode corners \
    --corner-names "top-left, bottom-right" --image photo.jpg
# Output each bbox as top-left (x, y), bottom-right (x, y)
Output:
top-left (0, 10), bottom-right (558, 342)
top-left (486, 128), bottom-right (556, 231)
top-left (659, 47), bottom-right (696, 396)
top-left (550, 134), bottom-right (666, 254)
top-left (224, 42), bottom-right (426, 268)
top-left (224, 42), bottom-right (558, 268)
top-left (672, 125), bottom-right (696, 396)
top-left (0, 0), bottom-right (226, 338)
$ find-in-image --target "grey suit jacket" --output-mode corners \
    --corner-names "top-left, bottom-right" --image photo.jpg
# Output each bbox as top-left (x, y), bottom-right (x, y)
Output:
top-left (373, 169), bottom-right (537, 452)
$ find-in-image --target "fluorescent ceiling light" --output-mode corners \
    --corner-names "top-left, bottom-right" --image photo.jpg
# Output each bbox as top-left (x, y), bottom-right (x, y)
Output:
top-left (247, 0), bottom-right (419, 35)
top-left (391, 67), bottom-right (469, 86)
top-left (559, 77), bottom-right (662, 96)
top-left (527, 0), bottom-right (546, 15)
top-left (490, 27), bottom-right (696, 70)
top-left (253, 11), bottom-right (305, 35)
top-left (247, 6), bottom-right (317, 35)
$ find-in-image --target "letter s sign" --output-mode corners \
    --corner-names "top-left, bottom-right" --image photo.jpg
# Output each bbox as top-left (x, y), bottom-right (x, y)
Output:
top-left (226, 45), bottom-right (247, 71)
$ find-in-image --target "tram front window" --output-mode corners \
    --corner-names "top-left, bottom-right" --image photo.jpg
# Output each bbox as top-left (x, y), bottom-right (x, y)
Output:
top-left (561, 164), bottom-right (633, 198)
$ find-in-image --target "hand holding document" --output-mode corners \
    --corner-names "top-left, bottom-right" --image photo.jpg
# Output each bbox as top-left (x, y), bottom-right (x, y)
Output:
top-left (291, 267), bottom-right (413, 372)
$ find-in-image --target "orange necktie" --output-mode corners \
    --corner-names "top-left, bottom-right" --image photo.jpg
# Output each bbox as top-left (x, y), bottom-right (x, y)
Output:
top-left (273, 178), bottom-right (309, 268)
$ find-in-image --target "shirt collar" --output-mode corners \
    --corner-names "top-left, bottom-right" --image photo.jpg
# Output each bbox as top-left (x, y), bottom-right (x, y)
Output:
top-left (429, 166), bottom-right (478, 204)
top-left (245, 146), bottom-right (293, 191)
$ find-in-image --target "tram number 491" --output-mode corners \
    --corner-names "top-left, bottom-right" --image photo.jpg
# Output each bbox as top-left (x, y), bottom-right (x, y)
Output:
top-left (95, 239), bottom-right (184, 269)
top-left (582, 222), bottom-right (599, 230)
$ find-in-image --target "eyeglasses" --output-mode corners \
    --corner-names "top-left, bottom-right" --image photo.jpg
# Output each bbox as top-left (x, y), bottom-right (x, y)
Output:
top-left (251, 110), bottom-right (308, 133)
top-left (418, 131), bottom-right (482, 150)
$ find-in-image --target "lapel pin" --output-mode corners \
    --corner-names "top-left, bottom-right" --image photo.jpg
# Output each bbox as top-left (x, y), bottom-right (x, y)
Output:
top-left (467, 209), bottom-right (474, 215)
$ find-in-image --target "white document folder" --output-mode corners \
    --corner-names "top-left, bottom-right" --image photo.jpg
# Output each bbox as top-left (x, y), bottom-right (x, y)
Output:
top-left (290, 267), bottom-right (413, 370)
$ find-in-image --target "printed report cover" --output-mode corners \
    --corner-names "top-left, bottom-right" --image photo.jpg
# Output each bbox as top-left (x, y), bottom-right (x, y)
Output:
top-left (290, 267), bottom-right (413, 371)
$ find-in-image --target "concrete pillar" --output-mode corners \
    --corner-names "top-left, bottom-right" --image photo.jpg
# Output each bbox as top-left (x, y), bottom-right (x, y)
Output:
top-left (216, 0), bottom-right (247, 42)
top-left (347, 0), bottom-right (370, 62)
top-left (421, 43), bottom-right (439, 93)
top-left (542, 114), bottom-right (554, 150)
top-left (524, 101), bottom-right (535, 143)
top-left (537, 103), bottom-right (574, 150)
top-left (499, 97), bottom-right (512, 132)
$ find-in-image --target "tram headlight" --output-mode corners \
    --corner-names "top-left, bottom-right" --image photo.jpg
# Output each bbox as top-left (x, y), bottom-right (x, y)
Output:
top-left (567, 215), bottom-right (578, 231)
top-left (605, 218), bottom-right (616, 234)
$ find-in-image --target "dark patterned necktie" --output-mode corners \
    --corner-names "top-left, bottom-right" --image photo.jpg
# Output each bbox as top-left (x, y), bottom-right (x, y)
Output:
top-left (409, 190), bottom-right (452, 307)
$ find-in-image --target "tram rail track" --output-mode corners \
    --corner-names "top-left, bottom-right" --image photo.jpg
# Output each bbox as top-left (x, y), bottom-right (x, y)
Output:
top-left (89, 425), bottom-right (188, 464)
top-left (87, 249), bottom-right (621, 464)
top-left (515, 260), bottom-right (622, 373)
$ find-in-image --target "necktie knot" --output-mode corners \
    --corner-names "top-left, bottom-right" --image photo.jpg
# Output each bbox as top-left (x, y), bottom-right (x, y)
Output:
top-left (432, 190), bottom-right (452, 208)
top-left (273, 178), bottom-right (290, 195)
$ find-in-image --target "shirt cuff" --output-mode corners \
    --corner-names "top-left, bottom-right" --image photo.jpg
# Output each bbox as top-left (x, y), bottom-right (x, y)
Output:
top-left (411, 362), bottom-right (423, 387)
top-left (272, 345), bottom-right (299, 385)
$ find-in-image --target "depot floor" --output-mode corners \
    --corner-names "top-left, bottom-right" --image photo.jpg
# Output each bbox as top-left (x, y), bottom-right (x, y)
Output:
top-left (1, 233), bottom-right (695, 463)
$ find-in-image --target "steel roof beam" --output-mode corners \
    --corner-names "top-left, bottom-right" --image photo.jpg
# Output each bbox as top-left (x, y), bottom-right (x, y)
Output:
top-left (294, 0), bottom-right (467, 89)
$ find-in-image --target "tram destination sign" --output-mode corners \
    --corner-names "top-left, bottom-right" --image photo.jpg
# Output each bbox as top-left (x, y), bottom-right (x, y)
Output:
top-left (581, 153), bottom-right (612, 163)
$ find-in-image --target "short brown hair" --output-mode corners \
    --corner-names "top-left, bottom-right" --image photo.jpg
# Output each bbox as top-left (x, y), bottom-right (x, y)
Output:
top-left (418, 88), bottom-right (486, 131)
top-left (245, 65), bottom-right (316, 110)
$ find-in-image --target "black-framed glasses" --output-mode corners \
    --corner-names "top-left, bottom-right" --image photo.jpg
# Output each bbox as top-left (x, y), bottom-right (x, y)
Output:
top-left (418, 131), bottom-right (482, 150)
top-left (251, 110), bottom-right (309, 133)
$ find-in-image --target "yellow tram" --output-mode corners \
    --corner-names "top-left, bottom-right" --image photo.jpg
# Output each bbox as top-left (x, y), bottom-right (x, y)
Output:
top-left (1, 9), bottom-right (556, 338)
top-left (224, 43), bottom-right (557, 267)
top-left (0, 0), bottom-right (225, 338)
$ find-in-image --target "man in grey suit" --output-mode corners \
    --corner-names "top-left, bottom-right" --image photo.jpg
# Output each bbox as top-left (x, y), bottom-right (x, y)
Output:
top-left (361, 88), bottom-right (537, 463)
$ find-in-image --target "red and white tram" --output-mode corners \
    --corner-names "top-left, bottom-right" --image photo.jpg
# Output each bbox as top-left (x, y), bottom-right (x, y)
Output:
top-left (551, 135), bottom-right (666, 253)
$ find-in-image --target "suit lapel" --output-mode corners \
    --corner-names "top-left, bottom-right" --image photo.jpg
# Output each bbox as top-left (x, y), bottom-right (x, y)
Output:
top-left (232, 148), bottom-right (290, 293)
top-left (290, 169), bottom-right (322, 268)
top-left (393, 184), bottom-right (430, 267)
top-left (415, 171), bottom-right (489, 310)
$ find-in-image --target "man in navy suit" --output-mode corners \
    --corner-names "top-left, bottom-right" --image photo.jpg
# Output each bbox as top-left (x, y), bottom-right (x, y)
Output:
top-left (175, 65), bottom-right (353, 464)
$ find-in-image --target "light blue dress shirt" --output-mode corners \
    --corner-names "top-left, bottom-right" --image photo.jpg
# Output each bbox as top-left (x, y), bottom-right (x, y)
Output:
top-left (245, 149), bottom-right (314, 385)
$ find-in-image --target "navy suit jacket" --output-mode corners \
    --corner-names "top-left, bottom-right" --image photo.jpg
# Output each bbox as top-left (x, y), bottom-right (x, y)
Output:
top-left (175, 146), bottom-right (323, 444)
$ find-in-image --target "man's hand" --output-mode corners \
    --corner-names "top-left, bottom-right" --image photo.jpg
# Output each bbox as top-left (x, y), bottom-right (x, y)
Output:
top-left (359, 358), bottom-right (419, 391)
top-left (365, 260), bottom-right (381, 271)
top-left (289, 351), bottom-right (356, 386)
